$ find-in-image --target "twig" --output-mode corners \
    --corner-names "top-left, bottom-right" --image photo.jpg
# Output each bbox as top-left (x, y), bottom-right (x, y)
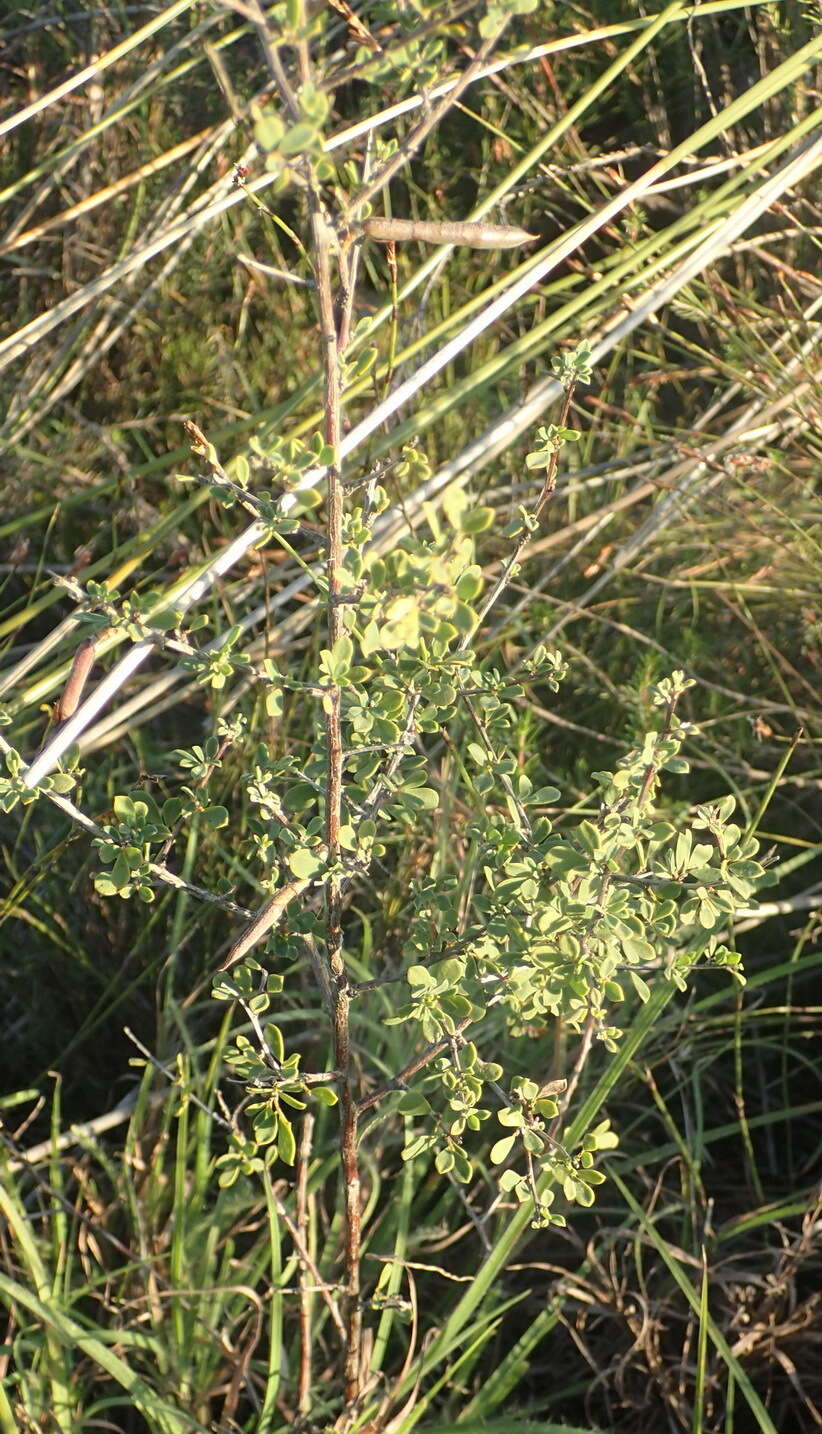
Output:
top-left (0, 730), bottom-right (254, 918)
top-left (470, 378), bottom-right (576, 635)
top-left (218, 875), bottom-right (313, 970)
top-left (292, 3), bottom-right (362, 1400)
top-left (356, 1018), bottom-right (474, 1117)
top-left (4, 1089), bottom-right (144, 1173)
top-left (555, 1017), bottom-right (596, 1123)
top-left (343, 22), bottom-right (509, 219)
top-left (267, 1177), bottom-right (346, 1339)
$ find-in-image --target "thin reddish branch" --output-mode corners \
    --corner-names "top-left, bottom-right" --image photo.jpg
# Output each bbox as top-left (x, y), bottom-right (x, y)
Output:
top-left (305, 98), bottom-right (362, 1413)
top-left (357, 1017), bottom-right (474, 1116)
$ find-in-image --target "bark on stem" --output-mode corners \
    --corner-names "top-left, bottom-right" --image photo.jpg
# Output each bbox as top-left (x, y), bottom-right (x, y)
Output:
top-left (309, 203), bottom-right (362, 1404)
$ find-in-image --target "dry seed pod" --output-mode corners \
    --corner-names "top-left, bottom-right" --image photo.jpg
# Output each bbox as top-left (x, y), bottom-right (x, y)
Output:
top-left (361, 216), bottom-right (538, 250)
top-left (54, 638), bottom-right (96, 723)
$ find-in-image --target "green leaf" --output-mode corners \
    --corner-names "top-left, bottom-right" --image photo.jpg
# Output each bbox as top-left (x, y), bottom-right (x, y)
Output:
top-left (452, 1147), bottom-right (473, 1183)
top-left (524, 448), bottom-right (552, 470)
top-left (332, 634), bottom-right (353, 670)
top-left (253, 110), bottom-right (285, 151)
top-left (497, 1107), bottom-right (524, 1128)
top-left (360, 619), bottom-right (381, 656)
top-left (265, 1024), bottom-right (285, 1064)
top-left (698, 897), bottom-right (722, 929)
top-left (292, 485), bottom-right (323, 510)
top-left (251, 1107), bottom-right (278, 1143)
top-left (576, 820), bottom-right (602, 855)
top-left (431, 957), bottom-right (465, 984)
top-left (111, 853), bottom-right (131, 888)
top-left (622, 936), bottom-right (655, 963)
top-left (407, 964), bottom-right (435, 988)
top-left (451, 601), bottom-right (476, 634)
top-left (499, 1168), bottom-right (524, 1193)
top-left (217, 1161), bottom-right (240, 1189)
top-left (397, 1092), bottom-right (431, 1115)
top-left (283, 782), bottom-right (316, 812)
top-left (456, 567), bottom-right (483, 602)
top-left (49, 773), bottom-right (76, 794)
top-left (664, 756), bottom-right (690, 773)
top-left (298, 81), bottom-right (329, 123)
top-left (534, 1097), bottom-right (558, 1118)
top-left (403, 785), bottom-right (440, 811)
top-left (277, 1115), bottom-right (296, 1165)
top-left (441, 484), bottom-right (468, 529)
top-left (287, 846), bottom-right (325, 879)
top-left (461, 505), bottom-right (495, 533)
top-left (628, 969), bottom-right (651, 1003)
top-left (478, 11), bottom-right (503, 39)
top-left (346, 346), bottom-right (378, 382)
top-left (530, 785), bottom-right (561, 803)
top-left (313, 1086), bottom-right (338, 1107)
top-left (402, 1134), bottom-right (431, 1162)
top-left (589, 1120), bottom-right (619, 1150)
top-left (201, 805), bottom-right (229, 829)
top-left (280, 121), bottom-right (317, 155)
top-left (490, 1133), bottom-right (517, 1165)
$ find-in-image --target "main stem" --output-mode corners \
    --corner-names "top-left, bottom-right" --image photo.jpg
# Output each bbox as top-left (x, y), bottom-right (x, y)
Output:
top-left (309, 203), bottom-right (362, 1404)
